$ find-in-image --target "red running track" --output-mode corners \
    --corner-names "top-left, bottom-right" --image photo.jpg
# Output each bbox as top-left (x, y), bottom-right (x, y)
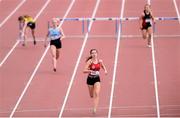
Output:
top-left (11, 0), bottom-right (98, 117)
top-left (62, 0), bottom-right (121, 117)
top-left (0, 0), bottom-right (22, 23)
top-left (0, 0), bottom-right (46, 62)
top-left (0, 0), bottom-right (50, 116)
top-left (112, 0), bottom-right (157, 117)
top-left (152, 0), bottom-right (180, 117)
top-left (0, 0), bottom-right (180, 117)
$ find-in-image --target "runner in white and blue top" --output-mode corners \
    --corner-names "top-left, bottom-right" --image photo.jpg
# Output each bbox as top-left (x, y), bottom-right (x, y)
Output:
top-left (44, 18), bottom-right (65, 72)
top-left (48, 27), bottom-right (62, 49)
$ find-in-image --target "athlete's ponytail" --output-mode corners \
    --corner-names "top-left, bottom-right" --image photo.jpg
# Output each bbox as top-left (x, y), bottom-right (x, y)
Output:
top-left (86, 56), bottom-right (92, 62)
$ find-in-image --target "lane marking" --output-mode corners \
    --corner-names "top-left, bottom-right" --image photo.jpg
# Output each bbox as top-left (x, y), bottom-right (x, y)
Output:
top-left (0, 0), bottom-right (27, 67)
top-left (108, 0), bottom-right (125, 118)
top-left (0, 0), bottom-right (52, 67)
top-left (9, 0), bottom-right (76, 117)
top-left (13, 34), bottom-right (180, 41)
top-left (0, 0), bottom-right (26, 28)
top-left (0, 40), bottom-right (20, 67)
top-left (149, 0), bottom-right (160, 118)
top-left (9, 0), bottom-right (51, 117)
top-left (58, 0), bottom-right (101, 117)
top-left (0, 41), bottom-right (18, 67)
top-left (151, 29), bottom-right (160, 118)
top-left (2, 104), bottom-right (180, 113)
top-left (173, 0), bottom-right (180, 23)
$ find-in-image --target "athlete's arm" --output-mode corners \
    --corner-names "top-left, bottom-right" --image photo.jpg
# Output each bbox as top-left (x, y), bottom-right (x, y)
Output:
top-left (99, 59), bottom-right (107, 75)
top-left (44, 31), bottom-right (49, 47)
top-left (60, 28), bottom-right (65, 40)
top-left (139, 13), bottom-right (144, 29)
top-left (83, 60), bottom-right (92, 74)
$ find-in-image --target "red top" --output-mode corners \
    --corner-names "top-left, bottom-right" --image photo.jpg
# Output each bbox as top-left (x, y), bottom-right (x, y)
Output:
top-left (89, 62), bottom-right (101, 71)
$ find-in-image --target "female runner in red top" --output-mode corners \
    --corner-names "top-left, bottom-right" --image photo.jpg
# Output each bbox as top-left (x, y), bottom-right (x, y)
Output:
top-left (139, 4), bottom-right (155, 47)
top-left (83, 49), bottom-right (107, 114)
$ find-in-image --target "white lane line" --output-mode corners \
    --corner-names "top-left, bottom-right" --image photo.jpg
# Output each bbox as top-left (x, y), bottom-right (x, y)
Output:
top-left (0, 2), bottom-right (49, 67)
top-left (14, 34), bottom-right (180, 40)
top-left (9, 0), bottom-right (75, 117)
top-left (0, 0), bottom-right (27, 66)
top-left (0, 0), bottom-right (50, 67)
top-left (0, 40), bottom-right (20, 67)
top-left (108, 0), bottom-right (125, 118)
top-left (2, 104), bottom-right (180, 114)
top-left (151, 31), bottom-right (160, 118)
top-left (0, 0), bottom-right (26, 28)
top-left (58, 0), bottom-right (101, 117)
top-left (9, 0), bottom-right (51, 117)
top-left (149, 0), bottom-right (160, 118)
top-left (0, 41), bottom-right (18, 67)
top-left (173, 0), bottom-right (180, 23)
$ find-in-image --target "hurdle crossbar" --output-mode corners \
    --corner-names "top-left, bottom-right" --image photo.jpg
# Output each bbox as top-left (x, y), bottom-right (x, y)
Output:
top-left (48, 16), bottom-right (179, 36)
top-left (58, 17), bottom-right (178, 21)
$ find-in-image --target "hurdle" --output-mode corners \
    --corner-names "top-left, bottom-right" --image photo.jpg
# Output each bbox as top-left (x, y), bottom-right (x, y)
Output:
top-left (48, 17), bottom-right (178, 38)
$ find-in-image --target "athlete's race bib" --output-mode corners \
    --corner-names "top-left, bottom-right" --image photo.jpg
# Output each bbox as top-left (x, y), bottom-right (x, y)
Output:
top-left (50, 35), bottom-right (61, 40)
top-left (90, 71), bottom-right (100, 76)
top-left (145, 19), bottom-right (151, 23)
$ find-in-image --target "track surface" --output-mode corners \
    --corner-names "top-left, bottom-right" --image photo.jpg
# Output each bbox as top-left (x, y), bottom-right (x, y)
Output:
top-left (0, 0), bottom-right (180, 117)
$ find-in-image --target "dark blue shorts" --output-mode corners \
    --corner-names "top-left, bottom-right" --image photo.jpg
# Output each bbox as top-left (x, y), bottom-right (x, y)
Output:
top-left (50, 38), bottom-right (62, 49)
top-left (87, 75), bottom-right (100, 85)
top-left (142, 23), bottom-right (152, 30)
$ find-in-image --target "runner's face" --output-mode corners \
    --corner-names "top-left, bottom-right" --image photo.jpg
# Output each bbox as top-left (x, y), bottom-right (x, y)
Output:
top-left (52, 18), bottom-right (59, 27)
top-left (144, 5), bottom-right (150, 11)
top-left (52, 21), bottom-right (58, 27)
top-left (91, 50), bottom-right (98, 58)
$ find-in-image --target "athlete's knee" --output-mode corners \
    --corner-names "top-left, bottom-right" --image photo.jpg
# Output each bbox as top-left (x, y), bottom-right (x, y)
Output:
top-left (93, 91), bottom-right (100, 98)
top-left (52, 54), bottom-right (56, 58)
top-left (148, 34), bottom-right (151, 38)
top-left (143, 35), bottom-right (147, 39)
